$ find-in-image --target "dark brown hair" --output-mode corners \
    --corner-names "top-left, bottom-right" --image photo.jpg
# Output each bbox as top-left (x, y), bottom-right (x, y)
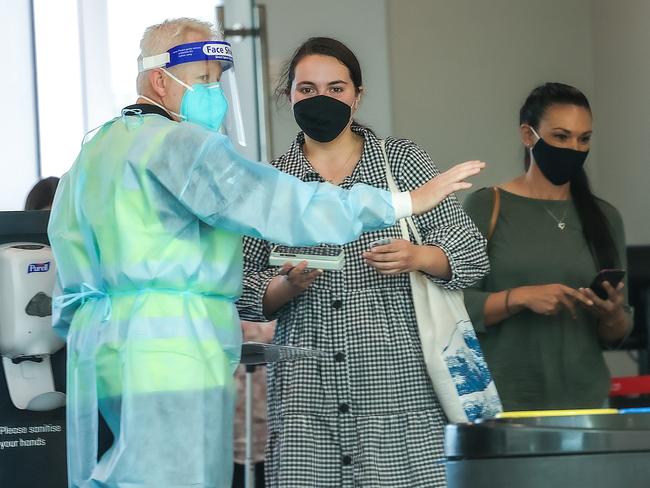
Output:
top-left (275, 37), bottom-right (363, 103)
top-left (25, 177), bottom-right (59, 211)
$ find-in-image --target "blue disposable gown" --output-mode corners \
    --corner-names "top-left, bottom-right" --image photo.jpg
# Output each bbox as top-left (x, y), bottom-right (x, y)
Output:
top-left (48, 113), bottom-right (398, 488)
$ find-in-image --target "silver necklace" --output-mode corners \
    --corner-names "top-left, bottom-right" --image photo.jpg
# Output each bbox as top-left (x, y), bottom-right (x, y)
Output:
top-left (305, 141), bottom-right (361, 185)
top-left (545, 208), bottom-right (568, 230)
top-left (326, 145), bottom-right (361, 184)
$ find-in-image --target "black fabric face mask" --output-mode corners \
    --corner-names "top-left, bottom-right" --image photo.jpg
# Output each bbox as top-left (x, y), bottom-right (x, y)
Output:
top-left (293, 95), bottom-right (352, 143)
top-left (530, 129), bottom-right (589, 185)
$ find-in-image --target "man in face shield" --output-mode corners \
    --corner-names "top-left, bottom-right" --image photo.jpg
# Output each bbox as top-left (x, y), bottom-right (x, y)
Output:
top-left (135, 22), bottom-right (244, 141)
top-left (47, 18), bottom-right (485, 488)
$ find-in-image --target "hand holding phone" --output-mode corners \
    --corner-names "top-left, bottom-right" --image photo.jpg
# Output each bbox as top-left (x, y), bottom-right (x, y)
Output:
top-left (589, 269), bottom-right (626, 300)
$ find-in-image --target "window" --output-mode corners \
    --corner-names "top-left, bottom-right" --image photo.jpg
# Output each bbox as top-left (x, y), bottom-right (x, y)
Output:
top-left (33, 0), bottom-right (220, 177)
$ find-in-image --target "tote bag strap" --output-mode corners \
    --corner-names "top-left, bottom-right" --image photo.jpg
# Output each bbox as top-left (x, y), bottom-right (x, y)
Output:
top-left (379, 139), bottom-right (423, 245)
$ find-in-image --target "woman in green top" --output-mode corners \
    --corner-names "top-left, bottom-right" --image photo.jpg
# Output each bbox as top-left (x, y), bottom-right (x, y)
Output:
top-left (463, 82), bottom-right (632, 411)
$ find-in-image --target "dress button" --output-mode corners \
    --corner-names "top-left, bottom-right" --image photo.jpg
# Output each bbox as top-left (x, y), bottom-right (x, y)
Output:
top-left (332, 299), bottom-right (343, 309)
top-left (334, 352), bottom-right (345, 362)
top-left (339, 403), bottom-right (350, 414)
top-left (342, 455), bottom-right (352, 466)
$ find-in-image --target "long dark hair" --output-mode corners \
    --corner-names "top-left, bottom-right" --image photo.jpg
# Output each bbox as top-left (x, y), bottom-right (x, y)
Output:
top-left (275, 37), bottom-right (363, 102)
top-left (520, 82), bottom-right (618, 269)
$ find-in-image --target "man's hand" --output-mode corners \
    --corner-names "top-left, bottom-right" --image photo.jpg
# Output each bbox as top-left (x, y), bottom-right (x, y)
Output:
top-left (410, 160), bottom-right (486, 215)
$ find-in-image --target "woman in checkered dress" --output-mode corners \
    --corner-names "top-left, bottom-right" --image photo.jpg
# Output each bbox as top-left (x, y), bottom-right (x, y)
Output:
top-left (238, 38), bottom-right (489, 488)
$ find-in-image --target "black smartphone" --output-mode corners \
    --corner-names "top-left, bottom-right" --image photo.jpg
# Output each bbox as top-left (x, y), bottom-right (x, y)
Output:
top-left (589, 269), bottom-right (626, 300)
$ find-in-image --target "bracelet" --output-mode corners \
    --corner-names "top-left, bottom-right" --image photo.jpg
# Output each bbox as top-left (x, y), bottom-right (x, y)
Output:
top-left (504, 289), bottom-right (513, 316)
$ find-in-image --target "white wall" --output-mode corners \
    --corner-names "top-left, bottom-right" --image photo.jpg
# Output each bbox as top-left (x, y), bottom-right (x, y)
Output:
top-left (592, 0), bottom-right (650, 245)
top-left (0, 0), bottom-right (39, 210)
top-left (263, 0), bottom-right (393, 159)
top-left (387, 0), bottom-right (596, 188)
top-left (386, 0), bottom-right (649, 244)
top-left (386, 0), bottom-right (648, 378)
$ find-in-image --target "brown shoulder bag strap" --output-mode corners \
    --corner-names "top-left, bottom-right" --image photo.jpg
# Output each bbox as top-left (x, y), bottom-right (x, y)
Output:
top-left (487, 186), bottom-right (501, 242)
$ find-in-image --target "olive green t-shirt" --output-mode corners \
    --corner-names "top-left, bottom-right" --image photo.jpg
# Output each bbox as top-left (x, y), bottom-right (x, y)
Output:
top-left (463, 187), bottom-right (628, 411)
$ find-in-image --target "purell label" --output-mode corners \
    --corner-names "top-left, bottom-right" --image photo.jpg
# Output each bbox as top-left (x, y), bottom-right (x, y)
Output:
top-left (27, 262), bottom-right (50, 274)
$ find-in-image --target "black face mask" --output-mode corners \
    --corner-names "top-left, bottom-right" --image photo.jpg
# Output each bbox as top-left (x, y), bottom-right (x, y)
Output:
top-left (293, 95), bottom-right (352, 143)
top-left (530, 130), bottom-right (589, 185)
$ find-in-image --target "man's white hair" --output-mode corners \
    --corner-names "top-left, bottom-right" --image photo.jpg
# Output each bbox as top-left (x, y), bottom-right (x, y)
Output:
top-left (136, 17), bottom-right (220, 95)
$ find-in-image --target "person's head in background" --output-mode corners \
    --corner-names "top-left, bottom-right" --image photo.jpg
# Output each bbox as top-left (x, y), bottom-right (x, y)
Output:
top-left (25, 176), bottom-right (59, 210)
top-left (520, 82), bottom-right (592, 182)
top-left (276, 37), bottom-right (364, 144)
top-left (519, 82), bottom-right (617, 269)
top-left (135, 18), bottom-right (222, 122)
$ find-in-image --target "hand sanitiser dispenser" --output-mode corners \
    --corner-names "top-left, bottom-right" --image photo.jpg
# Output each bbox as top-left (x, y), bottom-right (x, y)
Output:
top-left (0, 242), bottom-right (65, 411)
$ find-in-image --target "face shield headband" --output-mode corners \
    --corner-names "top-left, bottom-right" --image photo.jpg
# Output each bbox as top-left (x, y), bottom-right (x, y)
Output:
top-left (138, 40), bottom-right (234, 73)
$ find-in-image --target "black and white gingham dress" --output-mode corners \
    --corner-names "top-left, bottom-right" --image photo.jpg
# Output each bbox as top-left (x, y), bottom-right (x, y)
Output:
top-left (238, 126), bottom-right (489, 488)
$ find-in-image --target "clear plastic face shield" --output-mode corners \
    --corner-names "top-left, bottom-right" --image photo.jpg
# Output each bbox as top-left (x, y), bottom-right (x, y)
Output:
top-left (138, 40), bottom-right (247, 147)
